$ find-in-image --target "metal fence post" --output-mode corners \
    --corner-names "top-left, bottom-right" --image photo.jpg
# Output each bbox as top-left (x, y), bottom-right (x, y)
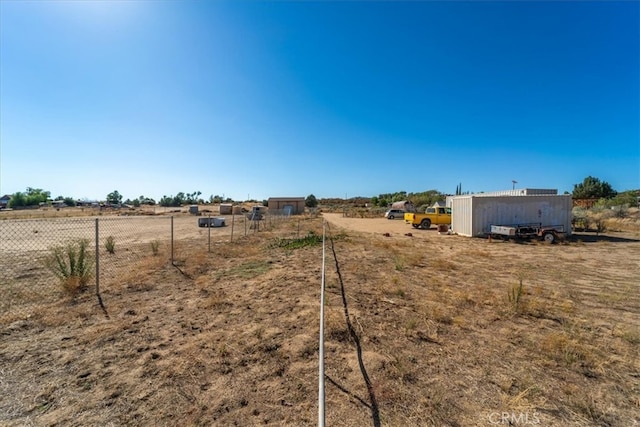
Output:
top-left (208, 215), bottom-right (211, 253)
top-left (231, 214), bottom-right (235, 242)
top-left (95, 218), bottom-right (100, 297)
top-left (95, 218), bottom-right (108, 317)
top-left (171, 216), bottom-right (174, 265)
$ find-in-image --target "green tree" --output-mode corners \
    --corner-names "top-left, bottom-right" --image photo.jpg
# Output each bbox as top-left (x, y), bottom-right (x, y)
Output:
top-left (305, 194), bottom-right (318, 208)
top-left (138, 196), bottom-right (155, 205)
top-left (63, 197), bottom-right (76, 207)
top-left (607, 190), bottom-right (639, 208)
top-left (572, 176), bottom-right (617, 199)
top-left (7, 192), bottom-right (27, 208)
top-left (25, 188), bottom-right (50, 206)
top-left (106, 190), bottom-right (123, 205)
top-left (8, 188), bottom-right (50, 207)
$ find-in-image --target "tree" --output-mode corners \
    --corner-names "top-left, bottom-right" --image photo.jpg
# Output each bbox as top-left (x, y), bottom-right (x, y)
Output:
top-left (7, 192), bottom-right (27, 208)
top-left (572, 176), bottom-right (617, 199)
top-left (8, 188), bottom-right (49, 207)
top-left (305, 194), bottom-right (318, 208)
top-left (106, 190), bottom-right (123, 205)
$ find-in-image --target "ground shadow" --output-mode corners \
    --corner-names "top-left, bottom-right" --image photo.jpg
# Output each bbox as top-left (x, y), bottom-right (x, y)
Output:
top-left (568, 232), bottom-right (640, 244)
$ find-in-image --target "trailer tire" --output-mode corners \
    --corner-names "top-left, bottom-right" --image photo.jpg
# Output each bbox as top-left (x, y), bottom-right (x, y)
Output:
top-left (420, 219), bottom-right (431, 229)
top-left (542, 232), bottom-right (556, 243)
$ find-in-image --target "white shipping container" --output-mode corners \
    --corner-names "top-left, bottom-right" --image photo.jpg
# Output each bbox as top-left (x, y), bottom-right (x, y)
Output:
top-left (450, 194), bottom-right (572, 237)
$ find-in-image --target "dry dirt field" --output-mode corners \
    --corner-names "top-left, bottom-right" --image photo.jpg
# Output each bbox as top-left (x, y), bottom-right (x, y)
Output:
top-left (1, 211), bottom-right (639, 426)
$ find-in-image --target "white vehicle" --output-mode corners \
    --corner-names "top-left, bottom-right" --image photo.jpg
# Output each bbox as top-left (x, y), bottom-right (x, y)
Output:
top-left (384, 209), bottom-right (405, 220)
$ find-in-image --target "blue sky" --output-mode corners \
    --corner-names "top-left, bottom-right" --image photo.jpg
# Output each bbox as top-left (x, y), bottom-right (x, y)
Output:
top-left (1, 0), bottom-right (638, 202)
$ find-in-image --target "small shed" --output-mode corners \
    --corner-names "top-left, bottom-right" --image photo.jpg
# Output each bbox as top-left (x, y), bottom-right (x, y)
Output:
top-left (447, 189), bottom-right (572, 237)
top-left (268, 197), bottom-right (305, 215)
top-left (219, 203), bottom-right (233, 215)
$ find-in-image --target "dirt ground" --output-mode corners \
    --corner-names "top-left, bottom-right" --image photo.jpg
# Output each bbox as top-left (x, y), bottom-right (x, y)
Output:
top-left (1, 212), bottom-right (639, 426)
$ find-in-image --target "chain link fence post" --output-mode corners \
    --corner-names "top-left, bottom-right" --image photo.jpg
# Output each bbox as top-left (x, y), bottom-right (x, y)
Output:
top-left (171, 216), bottom-right (174, 265)
top-left (208, 215), bottom-right (211, 253)
top-left (231, 213), bottom-right (235, 242)
top-left (95, 218), bottom-right (108, 317)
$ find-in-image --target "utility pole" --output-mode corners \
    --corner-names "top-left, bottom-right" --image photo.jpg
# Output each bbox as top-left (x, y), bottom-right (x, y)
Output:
top-left (512, 180), bottom-right (517, 190)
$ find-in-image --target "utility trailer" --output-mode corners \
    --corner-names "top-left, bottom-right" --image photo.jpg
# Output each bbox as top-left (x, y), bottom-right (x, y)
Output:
top-left (198, 217), bottom-right (226, 227)
top-left (489, 223), bottom-right (566, 243)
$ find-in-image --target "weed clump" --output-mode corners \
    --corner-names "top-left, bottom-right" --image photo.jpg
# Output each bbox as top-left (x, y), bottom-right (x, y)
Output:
top-left (269, 231), bottom-right (323, 250)
top-left (45, 239), bottom-right (94, 296)
top-left (105, 236), bottom-right (116, 254)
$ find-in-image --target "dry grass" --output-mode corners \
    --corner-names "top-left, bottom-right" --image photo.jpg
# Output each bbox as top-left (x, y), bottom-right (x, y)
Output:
top-left (1, 214), bottom-right (639, 426)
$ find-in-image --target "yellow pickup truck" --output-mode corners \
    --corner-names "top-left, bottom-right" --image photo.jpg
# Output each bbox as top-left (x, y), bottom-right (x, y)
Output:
top-left (404, 207), bottom-right (452, 229)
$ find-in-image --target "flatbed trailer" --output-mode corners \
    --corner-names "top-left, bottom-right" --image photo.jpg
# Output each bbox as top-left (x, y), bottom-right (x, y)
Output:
top-left (488, 223), bottom-right (566, 243)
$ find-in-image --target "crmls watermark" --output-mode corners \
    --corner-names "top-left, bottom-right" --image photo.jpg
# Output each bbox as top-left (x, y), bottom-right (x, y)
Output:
top-left (487, 411), bottom-right (541, 425)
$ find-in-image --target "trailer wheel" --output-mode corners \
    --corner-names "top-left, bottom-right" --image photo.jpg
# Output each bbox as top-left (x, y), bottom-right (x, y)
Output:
top-left (542, 232), bottom-right (556, 243)
top-left (420, 219), bottom-right (431, 229)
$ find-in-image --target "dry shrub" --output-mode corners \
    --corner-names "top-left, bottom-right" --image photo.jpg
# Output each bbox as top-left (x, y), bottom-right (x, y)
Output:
top-left (430, 258), bottom-right (456, 271)
top-left (539, 331), bottom-right (599, 369)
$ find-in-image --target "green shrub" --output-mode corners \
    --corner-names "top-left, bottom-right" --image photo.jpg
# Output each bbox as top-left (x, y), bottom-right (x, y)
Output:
top-left (46, 239), bottom-right (94, 296)
top-left (105, 236), bottom-right (116, 254)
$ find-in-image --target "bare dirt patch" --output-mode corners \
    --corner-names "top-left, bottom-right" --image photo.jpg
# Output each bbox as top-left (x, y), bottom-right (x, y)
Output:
top-left (1, 213), bottom-right (639, 426)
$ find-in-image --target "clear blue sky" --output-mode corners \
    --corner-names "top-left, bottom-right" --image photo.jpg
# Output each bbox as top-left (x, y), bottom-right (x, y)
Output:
top-left (1, 0), bottom-right (638, 202)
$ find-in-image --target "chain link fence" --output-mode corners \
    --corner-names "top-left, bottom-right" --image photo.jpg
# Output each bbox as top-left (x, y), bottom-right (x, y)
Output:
top-left (1, 212), bottom-right (307, 324)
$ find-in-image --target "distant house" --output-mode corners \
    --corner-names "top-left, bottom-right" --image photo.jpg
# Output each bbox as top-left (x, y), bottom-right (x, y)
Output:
top-left (268, 197), bottom-right (306, 215)
top-left (0, 194), bottom-right (11, 209)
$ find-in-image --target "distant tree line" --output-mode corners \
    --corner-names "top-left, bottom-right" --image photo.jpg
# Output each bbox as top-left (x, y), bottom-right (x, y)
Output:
top-left (4, 177), bottom-right (637, 211)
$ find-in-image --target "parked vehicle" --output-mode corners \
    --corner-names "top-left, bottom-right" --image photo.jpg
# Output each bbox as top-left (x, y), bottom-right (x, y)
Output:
top-left (404, 206), bottom-right (452, 229)
top-left (488, 223), bottom-right (566, 243)
top-left (385, 209), bottom-right (405, 220)
top-left (198, 217), bottom-right (226, 227)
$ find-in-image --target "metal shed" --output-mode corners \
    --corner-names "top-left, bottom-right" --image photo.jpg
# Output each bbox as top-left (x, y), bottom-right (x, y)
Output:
top-left (268, 197), bottom-right (305, 215)
top-left (447, 190), bottom-right (572, 237)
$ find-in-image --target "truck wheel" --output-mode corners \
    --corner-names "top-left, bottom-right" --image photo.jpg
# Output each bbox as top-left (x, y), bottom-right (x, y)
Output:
top-left (542, 232), bottom-right (556, 243)
top-left (420, 219), bottom-right (431, 229)
top-left (388, 215), bottom-right (394, 219)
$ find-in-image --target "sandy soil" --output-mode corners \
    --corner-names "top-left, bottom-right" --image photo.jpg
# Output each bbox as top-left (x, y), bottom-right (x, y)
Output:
top-left (1, 213), bottom-right (639, 426)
